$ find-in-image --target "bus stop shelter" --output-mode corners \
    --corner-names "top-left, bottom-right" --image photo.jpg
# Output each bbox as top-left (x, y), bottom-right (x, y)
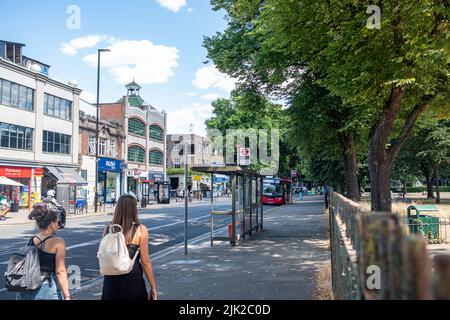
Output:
top-left (191, 166), bottom-right (264, 246)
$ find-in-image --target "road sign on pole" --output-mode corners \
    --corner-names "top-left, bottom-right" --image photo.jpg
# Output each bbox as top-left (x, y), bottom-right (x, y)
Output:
top-left (239, 148), bottom-right (251, 166)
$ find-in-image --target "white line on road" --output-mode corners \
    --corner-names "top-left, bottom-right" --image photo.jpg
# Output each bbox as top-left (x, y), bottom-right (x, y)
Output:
top-left (0, 213), bottom-right (215, 265)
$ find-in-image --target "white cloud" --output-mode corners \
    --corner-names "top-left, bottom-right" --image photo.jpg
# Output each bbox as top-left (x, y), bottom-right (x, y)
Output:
top-left (156, 0), bottom-right (187, 12)
top-left (193, 65), bottom-right (236, 93)
top-left (166, 103), bottom-right (213, 137)
top-left (83, 39), bottom-right (179, 85)
top-left (80, 91), bottom-right (97, 104)
top-left (181, 91), bottom-right (198, 97)
top-left (187, 7), bottom-right (195, 13)
top-left (60, 35), bottom-right (112, 56)
top-left (200, 93), bottom-right (221, 101)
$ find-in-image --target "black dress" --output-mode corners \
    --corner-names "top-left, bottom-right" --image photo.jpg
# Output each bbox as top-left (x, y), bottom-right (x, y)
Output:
top-left (101, 224), bottom-right (148, 300)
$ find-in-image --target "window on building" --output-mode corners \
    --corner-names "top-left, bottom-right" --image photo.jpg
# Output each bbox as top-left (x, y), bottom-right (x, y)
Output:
top-left (149, 125), bottom-right (163, 141)
top-left (88, 136), bottom-right (95, 155)
top-left (0, 79), bottom-right (34, 111)
top-left (44, 93), bottom-right (72, 120)
top-left (174, 158), bottom-right (181, 169)
top-left (128, 118), bottom-right (145, 137)
top-left (0, 123), bottom-right (33, 151)
top-left (109, 139), bottom-right (116, 157)
top-left (128, 146), bottom-right (145, 163)
top-left (43, 130), bottom-right (71, 155)
top-left (99, 138), bottom-right (106, 156)
top-left (80, 170), bottom-right (88, 181)
top-left (149, 149), bottom-right (164, 166)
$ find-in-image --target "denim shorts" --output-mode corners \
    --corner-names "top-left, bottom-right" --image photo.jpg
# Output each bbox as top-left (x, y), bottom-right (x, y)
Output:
top-left (16, 275), bottom-right (63, 301)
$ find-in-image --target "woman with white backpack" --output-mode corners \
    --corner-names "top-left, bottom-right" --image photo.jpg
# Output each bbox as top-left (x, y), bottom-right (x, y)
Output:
top-left (99, 194), bottom-right (158, 300)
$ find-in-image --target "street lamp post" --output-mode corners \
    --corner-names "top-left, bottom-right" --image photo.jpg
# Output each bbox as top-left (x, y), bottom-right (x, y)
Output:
top-left (94, 49), bottom-right (111, 213)
top-left (184, 139), bottom-right (193, 255)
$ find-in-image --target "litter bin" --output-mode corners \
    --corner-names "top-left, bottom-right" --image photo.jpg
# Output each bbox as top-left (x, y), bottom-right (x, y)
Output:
top-left (407, 205), bottom-right (440, 241)
top-left (10, 201), bottom-right (19, 213)
top-left (141, 198), bottom-right (147, 208)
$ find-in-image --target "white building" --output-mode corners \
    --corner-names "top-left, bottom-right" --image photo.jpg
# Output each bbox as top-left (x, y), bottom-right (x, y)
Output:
top-left (0, 40), bottom-right (85, 212)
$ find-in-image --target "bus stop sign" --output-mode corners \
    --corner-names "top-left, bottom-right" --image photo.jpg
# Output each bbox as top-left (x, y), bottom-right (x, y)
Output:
top-left (239, 148), bottom-right (251, 166)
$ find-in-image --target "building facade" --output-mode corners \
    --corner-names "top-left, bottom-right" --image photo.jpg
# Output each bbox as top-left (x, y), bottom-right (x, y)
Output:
top-left (100, 81), bottom-right (167, 202)
top-left (0, 40), bottom-right (85, 212)
top-left (78, 108), bottom-right (126, 206)
top-left (167, 134), bottom-right (225, 192)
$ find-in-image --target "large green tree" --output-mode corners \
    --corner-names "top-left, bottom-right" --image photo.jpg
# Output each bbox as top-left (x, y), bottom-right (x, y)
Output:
top-left (206, 0), bottom-right (449, 211)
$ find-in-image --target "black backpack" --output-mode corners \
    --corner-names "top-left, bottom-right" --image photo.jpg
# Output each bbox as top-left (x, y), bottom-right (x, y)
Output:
top-left (4, 236), bottom-right (53, 292)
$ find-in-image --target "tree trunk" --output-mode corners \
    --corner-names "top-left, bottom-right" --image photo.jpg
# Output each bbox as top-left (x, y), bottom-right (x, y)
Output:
top-left (369, 159), bottom-right (393, 212)
top-left (368, 88), bottom-right (428, 212)
top-left (338, 131), bottom-right (360, 202)
top-left (426, 175), bottom-right (435, 199)
top-left (402, 179), bottom-right (407, 198)
top-left (435, 164), bottom-right (441, 204)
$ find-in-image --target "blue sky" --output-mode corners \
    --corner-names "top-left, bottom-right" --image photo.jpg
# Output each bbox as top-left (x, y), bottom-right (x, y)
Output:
top-left (0, 0), bottom-right (234, 135)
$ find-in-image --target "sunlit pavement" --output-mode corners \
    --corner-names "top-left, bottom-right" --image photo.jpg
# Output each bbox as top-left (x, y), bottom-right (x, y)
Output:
top-left (75, 198), bottom-right (330, 300)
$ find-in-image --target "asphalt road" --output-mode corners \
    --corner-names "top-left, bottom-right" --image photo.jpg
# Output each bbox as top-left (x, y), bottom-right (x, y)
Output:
top-left (0, 200), bottom-right (264, 300)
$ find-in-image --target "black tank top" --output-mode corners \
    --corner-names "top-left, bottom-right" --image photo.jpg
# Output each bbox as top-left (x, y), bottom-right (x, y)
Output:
top-left (28, 236), bottom-right (56, 274)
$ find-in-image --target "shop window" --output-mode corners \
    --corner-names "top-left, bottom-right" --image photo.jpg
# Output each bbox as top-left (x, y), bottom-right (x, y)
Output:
top-left (149, 150), bottom-right (164, 166)
top-left (128, 146), bottom-right (145, 163)
top-left (149, 125), bottom-right (163, 141)
top-left (0, 122), bottom-right (33, 151)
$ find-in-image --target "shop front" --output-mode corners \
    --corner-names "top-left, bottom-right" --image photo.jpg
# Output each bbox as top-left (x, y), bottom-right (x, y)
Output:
top-left (126, 169), bottom-right (148, 201)
top-left (43, 166), bottom-right (88, 215)
top-left (0, 166), bottom-right (43, 210)
top-left (98, 158), bottom-right (122, 204)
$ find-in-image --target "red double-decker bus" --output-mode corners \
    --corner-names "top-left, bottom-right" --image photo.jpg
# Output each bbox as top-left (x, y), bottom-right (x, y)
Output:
top-left (262, 177), bottom-right (293, 206)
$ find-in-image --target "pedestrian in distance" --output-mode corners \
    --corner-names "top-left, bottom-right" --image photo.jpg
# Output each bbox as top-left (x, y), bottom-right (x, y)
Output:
top-left (101, 194), bottom-right (158, 300)
top-left (16, 203), bottom-right (71, 300)
top-left (111, 193), bottom-right (116, 208)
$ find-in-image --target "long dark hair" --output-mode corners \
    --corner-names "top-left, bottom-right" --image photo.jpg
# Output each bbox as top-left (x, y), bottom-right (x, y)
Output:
top-left (111, 195), bottom-right (140, 242)
top-left (29, 204), bottom-right (58, 230)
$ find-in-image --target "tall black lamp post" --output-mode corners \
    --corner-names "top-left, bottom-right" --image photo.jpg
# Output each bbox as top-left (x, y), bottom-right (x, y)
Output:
top-left (95, 48), bottom-right (111, 213)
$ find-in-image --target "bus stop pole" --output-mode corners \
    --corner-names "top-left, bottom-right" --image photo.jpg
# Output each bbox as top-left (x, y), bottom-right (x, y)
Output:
top-left (184, 142), bottom-right (189, 255)
top-left (211, 173), bottom-right (214, 247)
top-left (231, 173), bottom-right (237, 246)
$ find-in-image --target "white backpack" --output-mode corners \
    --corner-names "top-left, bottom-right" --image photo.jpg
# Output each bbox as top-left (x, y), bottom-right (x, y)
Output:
top-left (97, 224), bottom-right (140, 276)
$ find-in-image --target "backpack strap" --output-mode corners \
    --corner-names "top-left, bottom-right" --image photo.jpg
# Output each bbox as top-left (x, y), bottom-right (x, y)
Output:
top-left (28, 236), bottom-right (54, 248)
top-left (130, 224), bottom-right (140, 243)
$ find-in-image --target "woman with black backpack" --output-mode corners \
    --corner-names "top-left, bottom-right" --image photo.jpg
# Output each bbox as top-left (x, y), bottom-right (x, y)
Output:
top-left (16, 204), bottom-right (70, 300)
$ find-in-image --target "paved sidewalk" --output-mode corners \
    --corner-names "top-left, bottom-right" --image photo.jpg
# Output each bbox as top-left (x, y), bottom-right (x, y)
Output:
top-left (0, 199), bottom-right (212, 227)
top-left (76, 197), bottom-right (329, 300)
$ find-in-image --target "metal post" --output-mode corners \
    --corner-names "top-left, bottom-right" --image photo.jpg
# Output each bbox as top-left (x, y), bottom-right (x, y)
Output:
top-left (260, 177), bottom-right (264, 230)
top-left (211, 172), bottom-right (214, 247)
top-left (94, 50), bottom-right (101, 213)
top-left (231, 173), bottom-right (237, 246)
top-left (94, 49), bottom-right (110, 213)
top-left (184, 141), bottom-right (189, 255)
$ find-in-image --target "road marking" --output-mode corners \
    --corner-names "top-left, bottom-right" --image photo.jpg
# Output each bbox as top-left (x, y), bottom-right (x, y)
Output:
top-left (0, 213), bottom-right (217, 265)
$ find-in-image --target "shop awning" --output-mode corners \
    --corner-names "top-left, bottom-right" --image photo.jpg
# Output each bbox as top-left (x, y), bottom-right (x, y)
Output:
top-left (45, 167), bottom-right (88, 185)
top-left (0, 176), bottom-right (24, 187)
